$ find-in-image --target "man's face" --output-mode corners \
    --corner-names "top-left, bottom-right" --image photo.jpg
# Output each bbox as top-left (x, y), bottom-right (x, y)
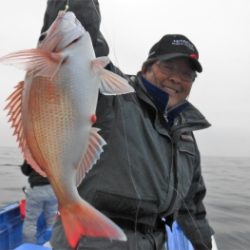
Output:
top-left (143, 58), bottom-right (197, 109)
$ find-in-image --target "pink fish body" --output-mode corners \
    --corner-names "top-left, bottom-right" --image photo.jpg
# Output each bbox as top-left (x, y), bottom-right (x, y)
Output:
top-left (0, 11), bottom-right (133, 249)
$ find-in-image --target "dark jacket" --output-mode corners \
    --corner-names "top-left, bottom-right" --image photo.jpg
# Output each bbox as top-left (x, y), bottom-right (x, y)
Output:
top-left (21, 160), bottom-right (50, 188)
top-left (77, 69), bottom-right (213, 250)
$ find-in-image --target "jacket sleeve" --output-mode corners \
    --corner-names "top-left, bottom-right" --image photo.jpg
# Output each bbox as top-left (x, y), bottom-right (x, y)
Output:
top-left (41, 0), bottom-right (109, 57)
top-left (20, 160), bottom-right (32, 176)
top-left (176, 137), bottom-right (214, 250)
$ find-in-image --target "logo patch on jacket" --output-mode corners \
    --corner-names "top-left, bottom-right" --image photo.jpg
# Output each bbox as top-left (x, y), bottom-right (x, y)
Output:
top-left (180, 134), bottom-right (194, 142)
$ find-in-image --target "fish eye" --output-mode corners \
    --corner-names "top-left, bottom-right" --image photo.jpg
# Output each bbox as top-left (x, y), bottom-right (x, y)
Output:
top-left (39, 32), bottom-right (47, 42)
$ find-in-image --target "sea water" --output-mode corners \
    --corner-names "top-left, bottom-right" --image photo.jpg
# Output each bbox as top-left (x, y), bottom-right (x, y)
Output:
top-left (0, 146), bottom-right (249, 250)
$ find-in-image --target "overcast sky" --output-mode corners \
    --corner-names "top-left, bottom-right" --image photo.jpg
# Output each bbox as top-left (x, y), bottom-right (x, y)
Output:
top-left (0, 0), bottom-right (250, 157)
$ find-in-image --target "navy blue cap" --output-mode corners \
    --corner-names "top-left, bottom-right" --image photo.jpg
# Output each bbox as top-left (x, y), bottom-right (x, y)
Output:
top-left (147, 34), bottom-right (202, 72)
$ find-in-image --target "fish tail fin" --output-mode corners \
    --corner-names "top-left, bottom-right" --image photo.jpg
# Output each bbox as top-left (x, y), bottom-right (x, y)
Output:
top-left (60, 201), bottom-right (127, 249)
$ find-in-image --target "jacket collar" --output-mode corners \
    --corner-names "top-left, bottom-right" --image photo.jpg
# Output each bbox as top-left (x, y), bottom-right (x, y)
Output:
top-left (134, 73), bottom-right (211, 132)
top-left (141, 76), bottom-right (169, 113)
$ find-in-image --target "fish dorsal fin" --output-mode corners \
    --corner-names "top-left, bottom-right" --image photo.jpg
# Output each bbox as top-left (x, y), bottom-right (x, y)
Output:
top-left (5, 81), bottom-right (47, 177)
top-left (0, 48), bottom-right (65, 78)
top-left (75, 127), bottom-right (106, 187)
top-left (91, 57), bottom-right (134, 95)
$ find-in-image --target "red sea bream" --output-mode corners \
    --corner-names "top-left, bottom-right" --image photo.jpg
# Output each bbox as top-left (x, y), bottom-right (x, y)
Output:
top-left (0, 11), bottom-right (134, 249)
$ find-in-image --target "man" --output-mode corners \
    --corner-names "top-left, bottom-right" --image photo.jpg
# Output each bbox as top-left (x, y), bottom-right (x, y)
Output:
top-left (42, 1), bottom-right (214, 249)
top-left (21, 160), bottom-right (58, 243)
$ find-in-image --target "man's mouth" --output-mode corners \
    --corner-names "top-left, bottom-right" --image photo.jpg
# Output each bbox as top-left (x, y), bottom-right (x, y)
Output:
top-left (164, 87), bottom-right (178, 95)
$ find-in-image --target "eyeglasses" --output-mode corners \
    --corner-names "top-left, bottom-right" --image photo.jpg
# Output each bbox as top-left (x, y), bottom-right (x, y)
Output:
top-left (156, 61), bottom-right (197, 82)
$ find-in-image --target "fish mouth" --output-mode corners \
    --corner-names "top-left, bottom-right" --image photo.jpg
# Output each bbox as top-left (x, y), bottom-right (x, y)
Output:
top-left (53, 11), bottom-right (86, 52)
top-left (54, 31), bottom-right (84, 52)
top-left (60, 35), bottom-right (83, 51)
top-left (66, 35), bottom-right (83, 48)
top-left (39, 15), bottom-right (85, 52)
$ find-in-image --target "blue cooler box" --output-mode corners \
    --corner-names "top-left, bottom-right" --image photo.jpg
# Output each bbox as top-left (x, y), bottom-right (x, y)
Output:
top-left (0, 202), bottom-right (51, 250)
top-left (0, 203), bottom-right (23, 250)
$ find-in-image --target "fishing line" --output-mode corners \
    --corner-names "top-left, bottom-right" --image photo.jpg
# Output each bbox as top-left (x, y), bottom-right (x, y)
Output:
top-left (89, 0), bottom-right (122, 71)
top-left (90, 0), bottom-right (141, 198)
top-left (65, 0), bottom-right (70, 11)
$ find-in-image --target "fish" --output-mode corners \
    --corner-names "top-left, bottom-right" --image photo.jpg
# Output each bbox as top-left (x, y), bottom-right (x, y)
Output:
top-left (0, 11), bottom-right (134, 249)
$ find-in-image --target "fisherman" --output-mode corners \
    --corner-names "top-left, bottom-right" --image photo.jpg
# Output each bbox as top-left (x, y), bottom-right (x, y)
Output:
top-left (20, 160), bottom-right (58, 243)
top-left (41, 1), bottom-right (215, 249)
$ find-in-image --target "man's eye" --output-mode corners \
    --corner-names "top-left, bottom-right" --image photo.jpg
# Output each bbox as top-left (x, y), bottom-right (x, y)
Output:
top-left (162, 65), bottom-right (173, 71)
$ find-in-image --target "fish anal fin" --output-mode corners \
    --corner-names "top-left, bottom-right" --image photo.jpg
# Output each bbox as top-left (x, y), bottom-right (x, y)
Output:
top-left (75, 127), bottom-right (106, 187)
top-left (0, 48), bottom-right (65, 78)
top-left (60, 201), bottom-right (127, 249)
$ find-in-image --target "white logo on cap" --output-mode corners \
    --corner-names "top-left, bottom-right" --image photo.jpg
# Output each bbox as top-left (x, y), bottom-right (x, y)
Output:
top-left (172, 39), bottom-right (195, 51)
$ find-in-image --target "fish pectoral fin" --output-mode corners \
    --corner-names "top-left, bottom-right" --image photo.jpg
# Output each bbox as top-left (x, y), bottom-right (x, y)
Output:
top-left (75, 127), bottom-right (106, 187)
top-left (91, 57), bottom-right (134, 95)
top-left (91, 56), bottom-right (110, 72)
top-left (0, 48), bottom-right (65, 78)
top-left (99, 69), bottom-right (135, 95)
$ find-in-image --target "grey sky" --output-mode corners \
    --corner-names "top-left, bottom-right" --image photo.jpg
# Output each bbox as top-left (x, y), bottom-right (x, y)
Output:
top-left (0, 0), bottom-right (250, 157)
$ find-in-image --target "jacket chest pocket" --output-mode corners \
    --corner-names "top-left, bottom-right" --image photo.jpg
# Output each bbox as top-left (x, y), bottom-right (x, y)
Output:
top-left (174, 134), bottom-right (196, 199)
